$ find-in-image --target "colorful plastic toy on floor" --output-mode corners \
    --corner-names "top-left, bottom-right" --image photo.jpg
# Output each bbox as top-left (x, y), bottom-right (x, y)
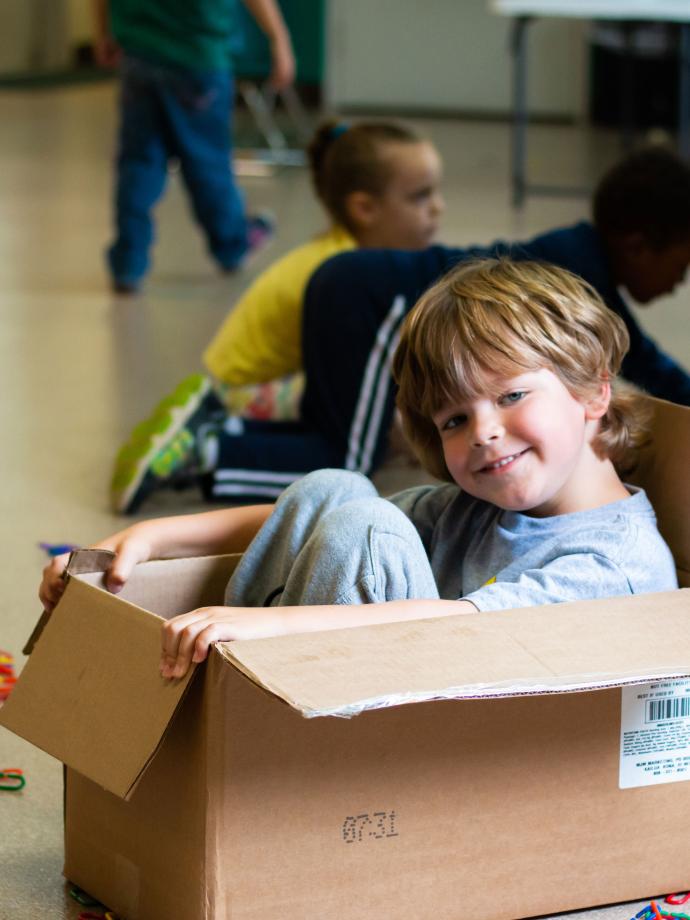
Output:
top-left (38, 541), bottom-right (79, 557)
top-left (0, 768), bottom-right (25, 791)
top-left (0, 650), bottom-right (16, 702)
top-left (631, 899), bottom-right (690, 920)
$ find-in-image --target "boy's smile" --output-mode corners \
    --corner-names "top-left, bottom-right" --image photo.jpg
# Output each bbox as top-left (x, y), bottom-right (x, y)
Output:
top-left (433, 367), bottom-right (626, 517)
top-left (476, 447), bottom-right (530, 474)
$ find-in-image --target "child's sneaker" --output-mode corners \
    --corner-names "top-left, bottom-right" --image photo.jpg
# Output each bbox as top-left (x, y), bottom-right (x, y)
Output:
top-left (112, 279), bottom-right (140, 296)
top-left (110, 373), bottom-right (223, 514)
top-left (246, 211), bottom-right (275, 255)
top-left (222, 211), bottom-right (275, 272)
top-left (114, 428), bottom-right (197, 515)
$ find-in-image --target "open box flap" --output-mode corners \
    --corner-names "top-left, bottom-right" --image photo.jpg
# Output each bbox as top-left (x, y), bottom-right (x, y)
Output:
top-left (0, 552), bottom-right (199, 800)
top-left (628, 397), bottom-right (690, 587)
top-left (22, 549), bottom-right (118, 654)
top-left (220, 589), bottom-right (690, 718)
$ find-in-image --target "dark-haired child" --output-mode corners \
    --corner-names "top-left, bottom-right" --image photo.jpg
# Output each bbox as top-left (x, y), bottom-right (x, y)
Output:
top-left (40, 260), bottom-right (677, 678)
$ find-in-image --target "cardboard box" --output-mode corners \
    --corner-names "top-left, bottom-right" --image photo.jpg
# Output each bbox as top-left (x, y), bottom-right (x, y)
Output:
top-left (2, 397), bottom-right (690, 920)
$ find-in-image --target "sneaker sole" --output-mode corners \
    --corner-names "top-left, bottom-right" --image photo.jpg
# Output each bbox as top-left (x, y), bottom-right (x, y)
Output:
top-left (110, 373), bottom-right (212, 514)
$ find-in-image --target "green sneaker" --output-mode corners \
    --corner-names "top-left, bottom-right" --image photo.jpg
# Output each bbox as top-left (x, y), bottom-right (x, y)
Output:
top-left (110, 373), bottom-right (222, 514)
top-left (150, 428), bottom-right (196, 478)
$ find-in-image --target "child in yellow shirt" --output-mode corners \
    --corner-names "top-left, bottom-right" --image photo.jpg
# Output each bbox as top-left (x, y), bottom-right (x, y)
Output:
top-left (112, 120), bottom-right (444, 513)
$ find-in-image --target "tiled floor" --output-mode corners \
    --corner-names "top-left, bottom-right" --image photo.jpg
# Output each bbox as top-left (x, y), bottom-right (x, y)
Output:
top-left (1, 82), bottom-right (688, 919)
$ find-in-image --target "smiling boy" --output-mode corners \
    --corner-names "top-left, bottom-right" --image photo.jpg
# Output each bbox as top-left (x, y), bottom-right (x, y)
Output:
top-left (40, 260), bottom-right (678, 678)
top-left (432, 365), bottom-right (629, 517)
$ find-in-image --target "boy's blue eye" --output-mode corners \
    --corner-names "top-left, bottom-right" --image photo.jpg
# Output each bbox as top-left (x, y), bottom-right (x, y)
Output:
top-left (501, 390), bottom-right (526, 405)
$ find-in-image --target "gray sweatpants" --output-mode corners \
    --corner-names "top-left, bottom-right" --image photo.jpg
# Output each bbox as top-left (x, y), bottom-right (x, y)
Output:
top-left (224, 469), bottom-right (439, 608)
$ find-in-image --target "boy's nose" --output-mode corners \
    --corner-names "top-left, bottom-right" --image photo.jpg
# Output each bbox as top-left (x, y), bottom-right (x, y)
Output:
top-left (470, 412), bottom-right (503, 447)
top-left (431, 193), bottom-right (445, 216)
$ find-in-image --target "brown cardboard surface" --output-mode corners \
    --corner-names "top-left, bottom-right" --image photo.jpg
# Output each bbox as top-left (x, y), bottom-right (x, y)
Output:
top-left (97, 553), bottom-right (239, 619)
top-left (22, 548), bottom-right (117, 654)
top-left (63, 651), bottom-right (690, 920)
top-left (1, 552), bottom-right (239, 798)
top-left (209, 668), bottom-right (690, 920)
top-left (0, 575), bottom-right (194, 798)
top-left (629, 397), bottom-right (690, 586)
top-left (64, 668), bottom-right (210, 920)
top-left (221, 589), bottom-right (690, 717)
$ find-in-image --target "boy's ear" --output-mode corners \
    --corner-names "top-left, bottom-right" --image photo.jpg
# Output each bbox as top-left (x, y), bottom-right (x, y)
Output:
top-left (584, 378), bottom-right (611, 421)
top-left (344, 190), bottom-right (381, 229)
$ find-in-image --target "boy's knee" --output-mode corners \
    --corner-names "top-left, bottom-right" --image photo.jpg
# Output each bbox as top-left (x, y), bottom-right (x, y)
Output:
top-left (315, 495), bottom-right (413, 547)
top-left (307, 497), bottom-right (434, 603)
top-left (280, 469), bottom-right (375, 508)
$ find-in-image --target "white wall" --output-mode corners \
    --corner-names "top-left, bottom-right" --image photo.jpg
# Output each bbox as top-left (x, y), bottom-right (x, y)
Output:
top-left (0, 0), bottom-right (71, 72)
top-left (68, 0), bottom-right (93, 45)
top-left (325, 0), bottom-right (588, 118)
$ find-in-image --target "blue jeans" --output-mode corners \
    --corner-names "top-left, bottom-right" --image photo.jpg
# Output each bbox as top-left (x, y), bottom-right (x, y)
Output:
top-left (108, 55), bottom-right (248, 286)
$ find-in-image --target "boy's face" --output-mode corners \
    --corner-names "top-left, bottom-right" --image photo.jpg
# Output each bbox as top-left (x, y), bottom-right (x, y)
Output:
top-left (613, 234), bottom-right (690, 303)
top-left (432, 368), bottom-right (606, 517)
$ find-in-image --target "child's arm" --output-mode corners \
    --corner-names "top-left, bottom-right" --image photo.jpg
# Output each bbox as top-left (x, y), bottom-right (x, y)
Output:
top-left (160, 598), bottom-right (478, 679)
top-left (92, 0), bottom-right (121, 68)
top-left (38, 505), bottom-right (273, 613)
top-left (241, 0), bottom-right (295, 90)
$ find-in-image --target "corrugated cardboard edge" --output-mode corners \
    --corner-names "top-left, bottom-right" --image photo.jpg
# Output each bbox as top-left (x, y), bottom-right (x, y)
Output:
top-left (23, 548), bottom-right (116, 655)
top-left (217, 589), bottom-right (690, 719)
top-left (121, 671), bottom-right (199, 800)
top-left (219, 648), bottom-right (690, 718)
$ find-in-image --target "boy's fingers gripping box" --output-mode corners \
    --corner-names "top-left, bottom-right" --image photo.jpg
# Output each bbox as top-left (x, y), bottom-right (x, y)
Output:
top-left (2, 397), bottom-right (690, 920)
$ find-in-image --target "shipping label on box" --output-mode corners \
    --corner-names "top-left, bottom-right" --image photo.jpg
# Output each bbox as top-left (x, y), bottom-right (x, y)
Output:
top-left (620, 678), bottom-right (690, 788)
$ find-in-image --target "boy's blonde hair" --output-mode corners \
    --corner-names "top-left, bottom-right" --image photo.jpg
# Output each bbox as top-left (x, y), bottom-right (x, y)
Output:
top-left (392, 258), bottom-right (649, 482)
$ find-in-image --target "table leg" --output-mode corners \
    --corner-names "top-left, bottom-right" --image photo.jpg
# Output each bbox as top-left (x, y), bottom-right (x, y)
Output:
top-left (510, 16), bottom-right (531, 208)
top-left (679, 23), bottom-right (690, 160)
top-left (619, 21), bottom-right (636, 152)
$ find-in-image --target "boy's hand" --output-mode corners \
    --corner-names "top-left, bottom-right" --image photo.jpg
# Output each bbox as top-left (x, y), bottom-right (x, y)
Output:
top-left (38, 528), bottom-right (154, 613)
top-left (38, 552), bottom-right (72, 613)
top-left (95, 529), bottom-right (156, 594)
top-left (160, 606), bottom-right (285, 679)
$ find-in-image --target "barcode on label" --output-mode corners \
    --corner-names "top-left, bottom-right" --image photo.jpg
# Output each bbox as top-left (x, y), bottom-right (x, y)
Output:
top-left (646, 697), bottom-right (690, 722)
